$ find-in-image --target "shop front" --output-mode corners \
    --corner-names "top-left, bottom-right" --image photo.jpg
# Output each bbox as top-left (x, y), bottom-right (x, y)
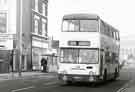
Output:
top-left (32, 37), bottom-right (48, 71)
top-left (42, 49), bottom-right (58, 72)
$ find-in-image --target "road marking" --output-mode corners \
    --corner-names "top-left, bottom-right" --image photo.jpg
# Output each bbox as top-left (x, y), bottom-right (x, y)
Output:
top-left (116, 87), bottom-right (127, 92)
top-left (43, 81), bottom-right (58, 86)
top-left (116, 80), bottom-right (133, 92)
top-left (11, 86), bottom-right (35, 92)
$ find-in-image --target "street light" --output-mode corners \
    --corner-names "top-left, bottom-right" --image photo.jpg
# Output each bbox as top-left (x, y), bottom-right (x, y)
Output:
top-left (18, 0), bottom-right (23, 77)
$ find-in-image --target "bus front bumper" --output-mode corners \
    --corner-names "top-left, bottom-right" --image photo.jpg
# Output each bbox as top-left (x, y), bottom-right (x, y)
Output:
top-left (58, 74), bottom-right (100, 82)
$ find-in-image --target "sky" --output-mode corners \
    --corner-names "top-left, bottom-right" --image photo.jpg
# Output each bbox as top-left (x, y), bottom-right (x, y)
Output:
top-left (48, 0), bottom-right (135, 48)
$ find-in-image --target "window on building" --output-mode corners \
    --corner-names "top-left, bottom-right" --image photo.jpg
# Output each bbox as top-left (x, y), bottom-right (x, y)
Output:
top-left (33, 15), bottom-right (40, 35)
top-left (34, 19), bottom-right (38, 34)
top-left (35, 0), bottom-right (38, 11)
top-left (42, 19), bottom-right (47, 36)
top-left (42, 3), bottom-right (46, 16)
top-left (0, 12), bottom-right (7, 33)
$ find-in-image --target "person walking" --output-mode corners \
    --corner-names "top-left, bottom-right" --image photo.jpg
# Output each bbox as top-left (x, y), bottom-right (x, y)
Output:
top-left (41, 57), bottom-right (48, 72)
top-left (10, 50), bottom-right (13, 72)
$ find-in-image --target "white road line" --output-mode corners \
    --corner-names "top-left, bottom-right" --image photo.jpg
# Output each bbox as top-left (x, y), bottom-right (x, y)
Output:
top-left (116, 80), bottom-right (133, 92)
top-left (11, 86), bottom-right (35, 92)
top-left (116, 87), bottom-right (127, 92)
top-left (43, 81), bottom-right (58, 86)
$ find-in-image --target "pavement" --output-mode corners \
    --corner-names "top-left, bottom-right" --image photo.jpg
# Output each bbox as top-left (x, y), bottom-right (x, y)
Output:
top-left (123, 80), bottom-right (135, 92)
top-left (118, 67), bottom-right (135, 92)
top-left (0, 71), bottom-right (57, 81)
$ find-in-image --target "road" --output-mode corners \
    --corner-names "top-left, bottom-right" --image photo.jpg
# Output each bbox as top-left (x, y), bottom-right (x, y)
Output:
top-left (0, 68), bottom-right (135, 92)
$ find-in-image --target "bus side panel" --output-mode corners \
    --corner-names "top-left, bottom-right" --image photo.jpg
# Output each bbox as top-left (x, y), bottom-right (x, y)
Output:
top-left (100, 33), bottom-right (120, 79)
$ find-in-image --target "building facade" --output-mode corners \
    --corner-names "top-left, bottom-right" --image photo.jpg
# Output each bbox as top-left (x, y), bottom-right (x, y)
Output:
top-left (0, 0), bottom-right (48, 72)
top-left (0, 0), bottom-right (12, 73)
top-left (31, 0), bottom-right (48, 70)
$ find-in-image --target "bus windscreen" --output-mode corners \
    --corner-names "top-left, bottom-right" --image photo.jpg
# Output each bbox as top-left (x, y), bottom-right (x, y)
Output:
top-left (62, 20), bottom-right (98, 32)
top-left (60, 48), bottom-right (98, 64)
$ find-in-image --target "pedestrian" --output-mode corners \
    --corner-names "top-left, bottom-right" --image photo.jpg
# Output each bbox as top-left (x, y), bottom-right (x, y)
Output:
top-left (41, 57), bottom-right (48, 72)
top-left (10, 50), bottom-right (13, 72)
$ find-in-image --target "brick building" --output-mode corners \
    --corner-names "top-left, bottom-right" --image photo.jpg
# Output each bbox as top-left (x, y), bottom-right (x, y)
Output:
top-left (0, 0), bottom-right (49, 72)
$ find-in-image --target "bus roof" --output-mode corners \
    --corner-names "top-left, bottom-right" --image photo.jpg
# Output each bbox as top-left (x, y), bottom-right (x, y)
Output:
top-left (63, 13), bottom-right (99, 20)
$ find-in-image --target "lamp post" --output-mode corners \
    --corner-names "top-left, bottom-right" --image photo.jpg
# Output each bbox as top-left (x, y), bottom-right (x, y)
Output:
top-left (18, 0), bottom-right (23, 77)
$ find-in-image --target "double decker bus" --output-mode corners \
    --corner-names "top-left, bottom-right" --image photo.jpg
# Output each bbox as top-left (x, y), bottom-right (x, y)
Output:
top-left (58, 14), bottom-right (120, 84)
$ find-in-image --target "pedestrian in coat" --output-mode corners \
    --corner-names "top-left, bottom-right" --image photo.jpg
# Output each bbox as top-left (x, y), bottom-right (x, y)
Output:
top-left (41, 57), bottom-right (48, 72)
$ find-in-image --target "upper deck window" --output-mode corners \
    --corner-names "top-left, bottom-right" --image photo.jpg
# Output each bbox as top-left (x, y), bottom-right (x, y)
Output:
top-left (62, 20), bottom-right (79, 32)
top-left (80, 20), bottom-right (98, 32)
top-left (62, 19), bottom-right (98, 32)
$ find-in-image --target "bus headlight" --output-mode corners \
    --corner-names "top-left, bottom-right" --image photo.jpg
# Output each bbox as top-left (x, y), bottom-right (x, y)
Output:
top-left (62, 75), bottom-right (68, 81)
top-left (89, 71), bottom-right (94, 76)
